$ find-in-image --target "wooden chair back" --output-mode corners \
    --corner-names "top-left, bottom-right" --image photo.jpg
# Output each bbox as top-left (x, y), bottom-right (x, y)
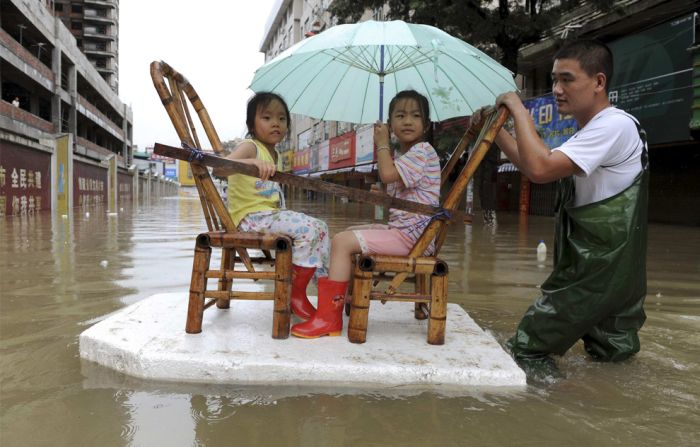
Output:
top-left (150, 61), bottom-right (291, 338)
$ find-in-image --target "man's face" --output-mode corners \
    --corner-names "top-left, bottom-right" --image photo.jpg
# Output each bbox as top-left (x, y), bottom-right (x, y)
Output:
top-left (551, 58), bottom-right (601, 117)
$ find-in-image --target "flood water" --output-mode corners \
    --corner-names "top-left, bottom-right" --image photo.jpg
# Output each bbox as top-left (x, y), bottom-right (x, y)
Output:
top-left (1, 192), bottom-right (698, 446)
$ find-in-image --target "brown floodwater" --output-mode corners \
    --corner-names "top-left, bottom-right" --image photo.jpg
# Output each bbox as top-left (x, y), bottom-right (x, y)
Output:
top-left (1, 191), bottom-right (698, 446)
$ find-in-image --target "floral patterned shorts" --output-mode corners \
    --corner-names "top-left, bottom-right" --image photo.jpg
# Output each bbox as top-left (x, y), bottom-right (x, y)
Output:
top-left (239, 209), bottom-right (330, 277)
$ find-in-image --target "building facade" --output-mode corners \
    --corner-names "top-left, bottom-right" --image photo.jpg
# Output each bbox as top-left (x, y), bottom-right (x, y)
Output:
top-left (1, 0), bottom-right (136, 216)
top-left (51, 0), bottom-right (120, 92)
top-left (514, 0), bottom-right (699, 224)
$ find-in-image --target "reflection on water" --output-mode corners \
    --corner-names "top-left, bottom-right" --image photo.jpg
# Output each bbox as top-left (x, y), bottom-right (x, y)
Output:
top-left (1, 192), bottom-right (699, 446)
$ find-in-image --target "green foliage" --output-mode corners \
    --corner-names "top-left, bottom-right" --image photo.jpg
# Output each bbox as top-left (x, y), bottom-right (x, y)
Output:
top-left (329, 0), bottom-right (614, 73)
top-left (433, 126), bottom-right (465, 165)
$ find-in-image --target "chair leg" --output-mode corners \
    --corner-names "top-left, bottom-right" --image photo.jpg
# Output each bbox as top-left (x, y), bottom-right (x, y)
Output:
top-left (216, 247), bottom-right (234, 309)
top-left (344, 270), bottom-right (355, 316)
top-left (348, 266), bottom-right (373, 344)
top-left (186, 242), bottom-right (211, 334)
top-left (414, 274), bottom-right (430, 320)
top-left (272, 242), bottom-right (292, 339)
top-left (427, 274), bottom-right (448, 345)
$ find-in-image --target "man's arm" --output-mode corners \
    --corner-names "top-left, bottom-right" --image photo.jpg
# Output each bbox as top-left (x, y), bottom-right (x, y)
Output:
top-left (496, 92), bottom-right (581, 183)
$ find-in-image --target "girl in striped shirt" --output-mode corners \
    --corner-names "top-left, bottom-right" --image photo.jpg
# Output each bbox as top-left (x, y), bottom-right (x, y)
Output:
top-left (292, 90), bottom-right (441, 338)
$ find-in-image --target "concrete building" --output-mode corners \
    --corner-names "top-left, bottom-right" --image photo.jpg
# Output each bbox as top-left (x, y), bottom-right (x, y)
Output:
top-left (1, 0), bottom-right (135, 216)
top-left (51, 0), bottom-right (120, 92)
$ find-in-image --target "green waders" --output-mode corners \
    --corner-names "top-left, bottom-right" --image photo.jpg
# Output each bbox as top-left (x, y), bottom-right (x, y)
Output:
top-left (507, 152), bottom-right (649, 364)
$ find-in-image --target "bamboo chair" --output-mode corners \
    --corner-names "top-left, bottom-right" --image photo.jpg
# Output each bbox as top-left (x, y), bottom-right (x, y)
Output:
top-left (150, 61), bottom-right (292, 339)
top-left (347, 107), bottom-right (509, 345)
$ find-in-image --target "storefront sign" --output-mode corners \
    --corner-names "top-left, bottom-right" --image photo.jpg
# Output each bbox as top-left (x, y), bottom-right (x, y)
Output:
top-left (318, 140), bottom-right (329, 171)
top-left (522, 94), bottom-right (577, 149)
top-left (309, 143), bottom-right (319, 173)
top-left (355, 124), bottom-right (375, 164)
top-left (292, 147), bottom-right (310, 174)
top-left (329, 132), bottom-right (355, 169)
top-left (609, 13), bottom-right (694, 144)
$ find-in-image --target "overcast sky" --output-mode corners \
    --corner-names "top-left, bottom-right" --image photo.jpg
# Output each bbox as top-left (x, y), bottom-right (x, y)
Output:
top-left (119, 1), bottom-right (276, 150)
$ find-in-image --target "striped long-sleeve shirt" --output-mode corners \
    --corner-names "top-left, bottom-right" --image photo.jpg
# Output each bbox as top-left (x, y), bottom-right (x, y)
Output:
top-left (387, 141), bottom-right (441, 254)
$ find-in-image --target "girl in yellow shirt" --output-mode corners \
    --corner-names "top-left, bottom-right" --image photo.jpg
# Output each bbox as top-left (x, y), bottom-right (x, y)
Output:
top-left (213, 92), bottom-right (329, 320)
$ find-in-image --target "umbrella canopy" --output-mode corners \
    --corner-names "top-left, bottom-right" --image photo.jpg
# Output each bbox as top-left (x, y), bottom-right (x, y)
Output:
top-left (250, 20), bottom-right (517, 124)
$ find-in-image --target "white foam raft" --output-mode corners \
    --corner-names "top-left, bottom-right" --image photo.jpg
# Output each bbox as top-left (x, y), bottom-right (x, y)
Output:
top-left (79, 293), bottom-right (526, 391)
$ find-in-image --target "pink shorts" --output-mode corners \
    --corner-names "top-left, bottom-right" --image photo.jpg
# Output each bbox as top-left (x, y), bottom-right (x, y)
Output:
top-left (352, 225), bottom-right (415, 256)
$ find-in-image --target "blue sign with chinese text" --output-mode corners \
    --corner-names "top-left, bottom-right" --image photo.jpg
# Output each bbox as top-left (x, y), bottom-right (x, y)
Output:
top-left (522, 94), bottom-right (578, 149)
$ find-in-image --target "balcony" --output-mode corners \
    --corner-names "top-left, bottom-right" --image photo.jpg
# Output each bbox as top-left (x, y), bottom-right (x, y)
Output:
top-left (1, 100), bottom-right (55, 134)
top-left (83, 0), bottom-right (118, 7)
top-left (83, 42), bottom-right (115, 57)
top-left (82, 26), bottom-right (115, 41)
top-left (83, 9), bottom-right (116, 24)
top-left (0, 28), bottom-right (53, 82)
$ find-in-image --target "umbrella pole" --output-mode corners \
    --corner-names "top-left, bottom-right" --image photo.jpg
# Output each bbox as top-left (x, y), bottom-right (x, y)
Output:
top-left (379, 44), bottom-right (385, 121)
top-left (375, 45), bottom-right (386, 221)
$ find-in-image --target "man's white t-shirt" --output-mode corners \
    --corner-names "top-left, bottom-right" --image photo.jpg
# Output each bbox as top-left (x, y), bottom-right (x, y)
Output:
top-left (553, 107), bottom-right (645, 207)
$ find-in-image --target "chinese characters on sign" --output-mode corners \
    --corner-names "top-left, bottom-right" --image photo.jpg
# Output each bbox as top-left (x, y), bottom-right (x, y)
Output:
top-left (118, 173), bottom-right (132, 202)
top-left (522, 94), bottom-right (578, 149)
top-left (0, 143), bottom-right (51, 217)
top-left (73, 161), bottom-right (107, 208)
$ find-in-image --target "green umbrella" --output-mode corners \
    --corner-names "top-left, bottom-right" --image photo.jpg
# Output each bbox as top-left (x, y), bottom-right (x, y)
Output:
top-left (250, 20), bottom-right (517, 124)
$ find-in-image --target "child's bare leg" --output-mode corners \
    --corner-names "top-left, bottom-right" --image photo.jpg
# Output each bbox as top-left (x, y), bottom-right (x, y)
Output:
top-left (328, 230), bottom-right (361, 282)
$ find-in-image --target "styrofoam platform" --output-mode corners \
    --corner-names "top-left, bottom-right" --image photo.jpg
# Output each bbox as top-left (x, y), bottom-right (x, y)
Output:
top-left (79, 293), bottom-right (525, 390)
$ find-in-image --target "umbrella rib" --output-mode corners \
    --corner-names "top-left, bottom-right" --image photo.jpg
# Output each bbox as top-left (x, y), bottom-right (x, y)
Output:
top-left (358, 68), bottom-right (373, 124)
top-left (317, 61), bottom-right (361, 121)
top-left (264, 53), bottom-right (341, 113)
top-left (252, 51), bottom-right (324, 88)
top-left (393, 45), bottom-right (445, 119)
top-left (385, 47), bottom-right (432, 74)
top-left (440, 52), bottom-right (516, 98)
top-left (353, 46), bottom-right (380, 73)
top-left (327, 47), bottom-right (379, 73)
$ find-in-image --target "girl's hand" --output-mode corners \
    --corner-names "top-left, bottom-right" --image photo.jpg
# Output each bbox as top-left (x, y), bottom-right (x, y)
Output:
top-left (252, 159), bottom-right (276, 181)
top-left (369, 183), bottom-right (383, 194)
top-left (373, 121), bottom-right (390, 149)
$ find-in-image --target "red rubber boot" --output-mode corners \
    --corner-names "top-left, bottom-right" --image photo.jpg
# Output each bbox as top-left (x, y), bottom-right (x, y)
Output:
top-left (291, 265), bottom-right (317, 320)
top-left (291, 277), bottom-right (347, 338)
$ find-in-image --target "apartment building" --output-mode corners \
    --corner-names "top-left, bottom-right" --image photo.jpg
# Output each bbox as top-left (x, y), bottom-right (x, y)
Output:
top-left (51, 0), bottom-right (120, 92)
top-left (1, 0), bottom-right (134, 216)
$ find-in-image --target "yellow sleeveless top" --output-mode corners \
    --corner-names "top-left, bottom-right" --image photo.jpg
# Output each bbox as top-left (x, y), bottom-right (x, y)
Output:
top-left (227, 139), bottom-right (283, 226)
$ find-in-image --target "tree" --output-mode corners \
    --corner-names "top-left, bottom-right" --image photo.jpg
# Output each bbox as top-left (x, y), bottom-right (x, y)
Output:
top-left (329, 0), bottom-right (615, 73)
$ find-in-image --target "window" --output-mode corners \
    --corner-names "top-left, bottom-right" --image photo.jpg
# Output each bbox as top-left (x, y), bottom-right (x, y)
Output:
top-left (72, 4), bottom-right (83, 13)
top-left (71, 21), bottom-right (82, 30)
top-left (55, 3), bottom-right (63, 12)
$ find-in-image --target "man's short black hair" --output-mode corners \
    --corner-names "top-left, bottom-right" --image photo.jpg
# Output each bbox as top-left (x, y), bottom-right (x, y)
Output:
top-left (554, 40), bottom-right (614, 90)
